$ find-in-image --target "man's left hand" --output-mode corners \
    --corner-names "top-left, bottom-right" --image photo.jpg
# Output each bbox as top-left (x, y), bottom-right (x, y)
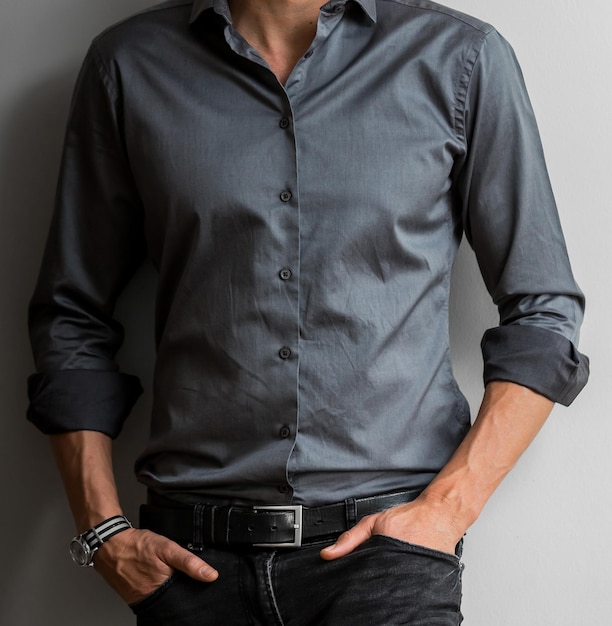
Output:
top-left (319, 493), bottom-right (465, 560)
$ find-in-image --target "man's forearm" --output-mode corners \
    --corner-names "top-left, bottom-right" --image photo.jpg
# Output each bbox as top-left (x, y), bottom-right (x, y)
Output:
top-left (50, 430), bottom-right (125, 531)
top-left (421, 380), bottom-right (555, 532)
top-left (322, 380), bottom-right (555, 558)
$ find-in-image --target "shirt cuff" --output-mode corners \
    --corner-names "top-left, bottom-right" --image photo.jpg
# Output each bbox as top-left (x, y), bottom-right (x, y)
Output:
top-left (27, 370), bottom-right (143, 439)
top-left (481, 326), bottom-right (589, 406)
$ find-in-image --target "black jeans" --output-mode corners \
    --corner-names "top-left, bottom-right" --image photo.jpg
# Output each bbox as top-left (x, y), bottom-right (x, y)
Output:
top-left (131, 535), bottom-right (463, 625)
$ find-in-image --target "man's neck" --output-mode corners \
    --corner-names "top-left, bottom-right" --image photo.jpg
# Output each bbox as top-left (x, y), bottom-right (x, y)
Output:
top-left (228, 0), bottom-right (324, 84)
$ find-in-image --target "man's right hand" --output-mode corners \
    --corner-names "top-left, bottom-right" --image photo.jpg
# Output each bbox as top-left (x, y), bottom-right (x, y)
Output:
top-left (93, 527), bottom-right (219, 605)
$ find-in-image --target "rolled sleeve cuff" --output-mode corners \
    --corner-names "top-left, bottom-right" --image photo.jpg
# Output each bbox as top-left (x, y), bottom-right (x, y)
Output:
top-left (27, 370), bottom-right (143, 439)
top-left (481, 326), bottom-right (589, 406)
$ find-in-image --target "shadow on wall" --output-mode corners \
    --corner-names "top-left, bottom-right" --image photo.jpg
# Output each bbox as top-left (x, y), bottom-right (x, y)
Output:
top-left (0, 65), bottom-right (80, 588)
top-left (0, 66), bottom-right (155, 625)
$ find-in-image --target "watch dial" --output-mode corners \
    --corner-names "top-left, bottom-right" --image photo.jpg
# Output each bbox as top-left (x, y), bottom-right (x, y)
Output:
top-left (70, 538), bottom-right (89, 566)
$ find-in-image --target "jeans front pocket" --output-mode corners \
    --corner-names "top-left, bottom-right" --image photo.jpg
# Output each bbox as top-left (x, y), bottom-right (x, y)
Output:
top-left (373, 533), bottom-right (463, 564)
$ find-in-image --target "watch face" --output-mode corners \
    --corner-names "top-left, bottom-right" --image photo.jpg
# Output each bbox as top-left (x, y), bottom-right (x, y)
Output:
top-left (70, 537), bottom-right (91, 567)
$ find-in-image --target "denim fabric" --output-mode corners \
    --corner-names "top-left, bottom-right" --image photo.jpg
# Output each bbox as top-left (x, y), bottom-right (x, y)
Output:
top-left (131, 536), bottom-right (463, 625)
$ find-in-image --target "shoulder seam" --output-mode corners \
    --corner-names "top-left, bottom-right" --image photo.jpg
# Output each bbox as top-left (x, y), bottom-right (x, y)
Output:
top-left (452, 28), bottom-right (496, 145)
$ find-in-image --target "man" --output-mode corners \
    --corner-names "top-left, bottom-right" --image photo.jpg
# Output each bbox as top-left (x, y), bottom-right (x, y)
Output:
top-left (27, 0), bottom-right (589, 623)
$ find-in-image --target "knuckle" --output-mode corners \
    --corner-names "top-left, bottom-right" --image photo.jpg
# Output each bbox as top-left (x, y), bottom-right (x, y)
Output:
top-left (340, 527), bottom-right (359, 543)
top-left (181, 553), bottom-right (201, 571)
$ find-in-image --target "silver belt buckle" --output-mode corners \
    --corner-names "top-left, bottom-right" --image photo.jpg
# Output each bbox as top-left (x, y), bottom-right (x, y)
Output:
top-left (252, 505), bottom-right (303, 547)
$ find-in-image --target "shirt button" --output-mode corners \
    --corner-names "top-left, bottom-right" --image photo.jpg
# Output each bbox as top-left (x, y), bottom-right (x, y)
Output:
top-left (279, 426), bottom-right (291, 439)
top-left (304, 50), bottom-right (314, 59)
top-left (279, 347), bottom-right (292, 360)
top-left (279, 118), bottom-right (290, 129)
top-left (279, 268), bottom-right (292, 281)
top-left (333, 5), bottom-right (344, 12)
top-left (278, 485), bottom-right (290, 495)
top-left (280, 190), bottom-right (292, 202)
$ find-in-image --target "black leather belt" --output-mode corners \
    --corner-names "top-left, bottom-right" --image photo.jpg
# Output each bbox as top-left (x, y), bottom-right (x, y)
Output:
top-left (140, 488), bottom-right (422, 549)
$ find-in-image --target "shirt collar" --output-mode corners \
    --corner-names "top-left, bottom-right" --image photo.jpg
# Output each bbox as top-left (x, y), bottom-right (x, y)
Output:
top-left (189, 0), bottom-right (377, 25)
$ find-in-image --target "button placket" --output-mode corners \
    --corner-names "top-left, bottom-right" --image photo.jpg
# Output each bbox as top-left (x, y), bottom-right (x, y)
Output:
top-left (270, 93), bottom-right (298, 496)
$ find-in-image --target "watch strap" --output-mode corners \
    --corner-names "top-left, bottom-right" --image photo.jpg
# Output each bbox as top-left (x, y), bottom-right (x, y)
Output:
top-left (82, 515), bottom-right (132, 551)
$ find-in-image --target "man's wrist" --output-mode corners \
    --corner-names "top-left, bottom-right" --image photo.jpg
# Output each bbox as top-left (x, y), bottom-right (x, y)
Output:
top-left (70, 514), bottom-right (133, 567)
top-left (417, 483), bottom-right (478, 533)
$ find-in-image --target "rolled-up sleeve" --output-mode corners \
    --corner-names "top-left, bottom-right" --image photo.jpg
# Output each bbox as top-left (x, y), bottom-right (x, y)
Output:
top-left (27, 44), bottom-right (146, 438)
top-left (455, 29), bottom-right (589, 405)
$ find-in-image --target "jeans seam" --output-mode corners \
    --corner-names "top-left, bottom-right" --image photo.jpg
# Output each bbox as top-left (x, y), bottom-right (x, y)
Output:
top-left (264, 552), bottom-right (284, 626)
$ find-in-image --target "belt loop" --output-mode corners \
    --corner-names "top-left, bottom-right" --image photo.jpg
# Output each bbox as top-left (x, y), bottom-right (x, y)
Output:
top-left (200, 505), bottom-right (218, 545)
top-left (212, 505), bottom-right (231, 544)
top-left (344, 497), bottom-right (357, 528)
top-left (226, 506), bottom-right (234, 544)
top-left (192, 504), bottom-right (205, 551)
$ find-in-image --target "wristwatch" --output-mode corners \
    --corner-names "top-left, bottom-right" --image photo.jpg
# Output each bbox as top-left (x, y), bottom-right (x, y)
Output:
top-left (69, 515), bottom-right (132, 567)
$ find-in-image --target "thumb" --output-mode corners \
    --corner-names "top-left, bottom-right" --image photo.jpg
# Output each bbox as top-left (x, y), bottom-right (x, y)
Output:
top-left (320, 516), bottom-right (376, 561)
top-left (164, 544), bottom-right (219, 582)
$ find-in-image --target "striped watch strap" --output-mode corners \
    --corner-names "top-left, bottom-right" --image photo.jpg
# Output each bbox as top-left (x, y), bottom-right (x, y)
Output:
top-left (82, 515), bottom-right (132, 550)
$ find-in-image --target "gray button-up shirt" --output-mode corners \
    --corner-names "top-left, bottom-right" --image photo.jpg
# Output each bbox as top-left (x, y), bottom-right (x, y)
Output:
top-left (27, 0), bottom-right (589, 506)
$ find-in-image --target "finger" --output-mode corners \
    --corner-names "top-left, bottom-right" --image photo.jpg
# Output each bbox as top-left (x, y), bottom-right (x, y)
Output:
top-left (320, 515), bottom-right (376, 560)
top-left (162, 543), bottom-right (219, 582)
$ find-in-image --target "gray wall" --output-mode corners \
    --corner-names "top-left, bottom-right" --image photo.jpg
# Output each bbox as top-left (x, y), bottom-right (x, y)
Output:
top-left (1, 1), bottom-right (609, 624)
